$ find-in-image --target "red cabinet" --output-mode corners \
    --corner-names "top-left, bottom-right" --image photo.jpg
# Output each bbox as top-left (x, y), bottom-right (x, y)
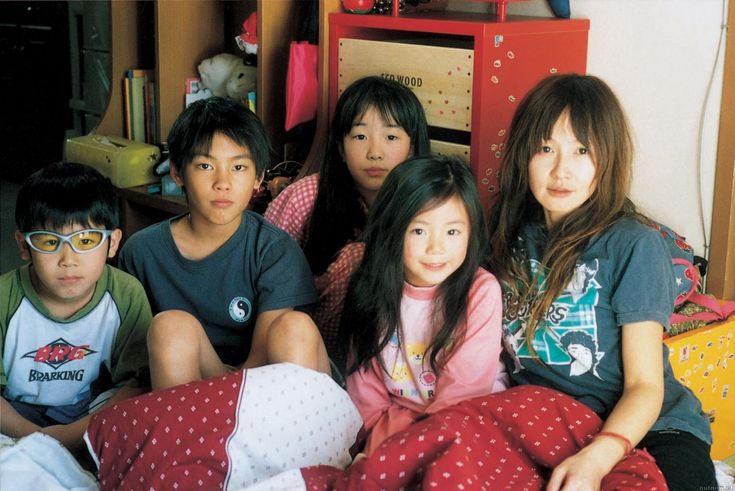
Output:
top-left (329, 11), bottom-right (589, 209)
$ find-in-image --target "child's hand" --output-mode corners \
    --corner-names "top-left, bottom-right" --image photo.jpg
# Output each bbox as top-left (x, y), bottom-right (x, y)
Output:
top-left (546, 437), bottom-right (625, 491)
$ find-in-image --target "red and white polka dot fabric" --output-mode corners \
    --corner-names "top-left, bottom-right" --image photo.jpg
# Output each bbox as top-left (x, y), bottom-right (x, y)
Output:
top-left (290, 386), bottom-right (667, 490)
top-left (85, 363), bottom-right (361, 490)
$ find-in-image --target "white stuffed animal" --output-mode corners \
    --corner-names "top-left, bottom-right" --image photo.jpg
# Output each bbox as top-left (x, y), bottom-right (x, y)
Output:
top-left (197, 53), bottom-right (256, 101)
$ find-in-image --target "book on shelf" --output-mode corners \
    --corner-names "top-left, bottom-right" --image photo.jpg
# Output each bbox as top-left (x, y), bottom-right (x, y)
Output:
top-left (123, 77), bottom-right (132, 140)
top-left (247, 90), bottom-right (256, 113)
top-left (124, 69), bottom-right (157, 145)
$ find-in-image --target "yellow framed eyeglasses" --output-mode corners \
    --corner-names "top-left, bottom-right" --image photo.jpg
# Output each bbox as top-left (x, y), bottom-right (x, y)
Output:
top-left (23, 229), bottom-right (113, 254)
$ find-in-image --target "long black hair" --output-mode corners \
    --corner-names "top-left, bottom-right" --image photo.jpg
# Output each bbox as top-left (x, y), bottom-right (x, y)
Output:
top-left (303, 76), bottom-right (430, 275)
top-left (486, 74), bottom-right (638, 358)
top-left (340, 154), bottom-right (487, 375)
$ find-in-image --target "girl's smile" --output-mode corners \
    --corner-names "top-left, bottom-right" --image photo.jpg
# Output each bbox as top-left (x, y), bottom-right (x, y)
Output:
top-left (547, 187), bottom-right (573, 197)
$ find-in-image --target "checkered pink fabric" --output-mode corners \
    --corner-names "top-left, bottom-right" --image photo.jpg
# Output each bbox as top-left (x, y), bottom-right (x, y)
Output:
top-left (264, 173), bottom-right (319, 246)
top-left (314, 242), bottom-right (366, 355)
top-left (265, 175), bottom-right (366, 354)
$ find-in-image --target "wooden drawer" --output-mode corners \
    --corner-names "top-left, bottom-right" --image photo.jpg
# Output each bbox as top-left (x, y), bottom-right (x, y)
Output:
top-left (338, 38), bottom-right (473, 132)
top-left (430, 139), bottom-right (471, 161)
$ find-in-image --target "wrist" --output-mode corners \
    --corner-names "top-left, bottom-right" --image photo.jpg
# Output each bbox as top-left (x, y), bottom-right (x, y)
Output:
top-left (593, 431), bottom-right (633, 456)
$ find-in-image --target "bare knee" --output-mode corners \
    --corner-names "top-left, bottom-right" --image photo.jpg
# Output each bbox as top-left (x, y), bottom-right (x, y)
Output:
top-left (148, 310), bottom-right (203, 353)
top-left (267, 311), bottom-right (320, 347)
top-left (266, 311), bottom-right (329, 373)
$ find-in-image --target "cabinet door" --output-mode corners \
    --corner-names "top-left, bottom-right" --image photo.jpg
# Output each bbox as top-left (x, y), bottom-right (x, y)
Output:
top-left (82, 0), bottom-right (110, 51)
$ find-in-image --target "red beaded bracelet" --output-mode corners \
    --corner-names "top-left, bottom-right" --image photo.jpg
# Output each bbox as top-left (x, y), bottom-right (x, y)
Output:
top-left (594, 431), bottom-right (633, 456)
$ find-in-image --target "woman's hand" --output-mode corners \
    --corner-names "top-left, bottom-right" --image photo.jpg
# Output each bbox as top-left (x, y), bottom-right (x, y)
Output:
top-left (546, 321), bottom-right (664, 490)
top-left (546, 436), bottom-right (626, 491)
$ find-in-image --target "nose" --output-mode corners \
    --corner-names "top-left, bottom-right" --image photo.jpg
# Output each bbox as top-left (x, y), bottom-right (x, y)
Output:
top-left (366, 142), bottom-right (383, 161)
top-left (213, 169), bottom-right (231, 190)
top-left (58, 243), bottom-right (78, 266)
top-left (550, 152), bottom-right (571, 180)
top-left (426, 233), bottom-right (445, 255)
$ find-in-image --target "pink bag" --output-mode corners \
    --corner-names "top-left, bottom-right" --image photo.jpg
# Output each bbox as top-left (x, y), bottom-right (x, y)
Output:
top-left (285, 41), bottom-right (318, 131)
top-left (671, 293), bottom-right (735, 324)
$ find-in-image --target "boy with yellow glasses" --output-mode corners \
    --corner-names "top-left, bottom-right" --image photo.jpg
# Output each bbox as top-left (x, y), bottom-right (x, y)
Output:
top-left (0, 161), bottom-right (151, 455)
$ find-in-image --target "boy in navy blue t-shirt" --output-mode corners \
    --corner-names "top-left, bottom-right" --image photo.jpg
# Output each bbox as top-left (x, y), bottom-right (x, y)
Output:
top-left (119, 97), bottom-right (329, 390)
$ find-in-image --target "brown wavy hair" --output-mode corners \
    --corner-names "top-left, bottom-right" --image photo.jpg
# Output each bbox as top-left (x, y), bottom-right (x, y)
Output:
top-left (487, 74), bottom-right (641, 358)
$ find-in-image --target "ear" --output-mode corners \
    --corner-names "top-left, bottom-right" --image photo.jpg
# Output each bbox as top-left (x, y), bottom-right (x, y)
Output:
top-left (170, 163), bottom-right (185, 187)
top-left (337, 141), bottom-right (345, 161)
top-left (254, 172), bottom-right (264, 191)
top-left (107, 229), bottom-right (123, 259)
top-left (15, 230), bottom-right (31, 261)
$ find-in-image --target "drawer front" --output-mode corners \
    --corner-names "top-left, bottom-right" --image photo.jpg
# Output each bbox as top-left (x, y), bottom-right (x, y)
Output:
top-left (338, 38), bottom-right (473, 132)
top-left (430, 139), bottom-right (471, 161)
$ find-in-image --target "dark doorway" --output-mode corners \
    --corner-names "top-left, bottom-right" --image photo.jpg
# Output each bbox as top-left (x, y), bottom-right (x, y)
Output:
top-left (0, 1), bottom-right (72, 183)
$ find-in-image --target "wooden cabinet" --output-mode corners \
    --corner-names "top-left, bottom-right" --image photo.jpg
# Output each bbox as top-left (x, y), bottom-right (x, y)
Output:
top-left (68, 0), bottom-right (111, 137)
top-left (97, 0), bottom-right (299, 163)
top-left (327, 11), bottom-right (589, 209)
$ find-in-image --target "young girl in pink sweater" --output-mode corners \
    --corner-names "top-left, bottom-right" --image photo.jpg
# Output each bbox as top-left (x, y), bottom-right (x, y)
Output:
top-left (341, 154), bottom-right (508, 456)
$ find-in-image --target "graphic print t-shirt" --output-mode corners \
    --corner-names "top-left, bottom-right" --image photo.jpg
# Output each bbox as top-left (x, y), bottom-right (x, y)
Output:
top-left (501, 218), bottom-right (711, 444)
top-left (0, 265), bottom-right (151, 408)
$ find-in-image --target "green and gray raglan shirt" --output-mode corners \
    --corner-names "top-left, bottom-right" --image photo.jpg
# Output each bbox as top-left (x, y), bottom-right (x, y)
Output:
top-left (0, 264), bottom-right (151, 408)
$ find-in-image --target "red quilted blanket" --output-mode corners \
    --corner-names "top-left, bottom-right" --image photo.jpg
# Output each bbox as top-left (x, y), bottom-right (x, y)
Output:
top-left (86, 367), bottom-right (667, 490)
top-left (292, 386), bottom-right (668, 490)
top-left (85, 363), bottom-right (362, 490)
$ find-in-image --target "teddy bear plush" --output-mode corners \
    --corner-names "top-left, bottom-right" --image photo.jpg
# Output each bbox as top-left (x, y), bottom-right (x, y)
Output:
top-left (197, 53), bottom-right (256, 101)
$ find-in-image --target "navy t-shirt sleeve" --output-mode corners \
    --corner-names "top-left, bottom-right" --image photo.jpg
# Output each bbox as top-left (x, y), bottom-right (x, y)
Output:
top-left (610, 225), bottom-right (675, 330)
top-left (255, 233), bottom-right (318, 313)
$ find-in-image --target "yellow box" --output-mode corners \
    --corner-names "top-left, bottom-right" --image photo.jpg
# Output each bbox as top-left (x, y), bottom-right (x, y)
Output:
top-left (664, 316), bottom-right (735, 459)
top-left (64, 135), bottom-right (160, 188)
top-left (338, 38), bottom-right (473, 132)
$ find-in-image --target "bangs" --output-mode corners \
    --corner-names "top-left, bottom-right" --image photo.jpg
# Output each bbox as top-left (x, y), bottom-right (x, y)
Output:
top-left (346, 95), bottom-right (401, 132)
top-left (21, 191), bottom-right (114, 231)
top-left (189, 131), bottom-right (214, 158)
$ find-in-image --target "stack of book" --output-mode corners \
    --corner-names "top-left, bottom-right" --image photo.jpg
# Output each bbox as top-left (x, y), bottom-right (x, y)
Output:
top-left (124, 69), bottom-right (158, 145)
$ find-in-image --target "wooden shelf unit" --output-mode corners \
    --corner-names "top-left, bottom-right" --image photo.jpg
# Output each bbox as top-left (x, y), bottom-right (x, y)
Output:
top-left (116, 185), bottom-right (188, 243)
top-left (97, 0), bottom-right (299, 163)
